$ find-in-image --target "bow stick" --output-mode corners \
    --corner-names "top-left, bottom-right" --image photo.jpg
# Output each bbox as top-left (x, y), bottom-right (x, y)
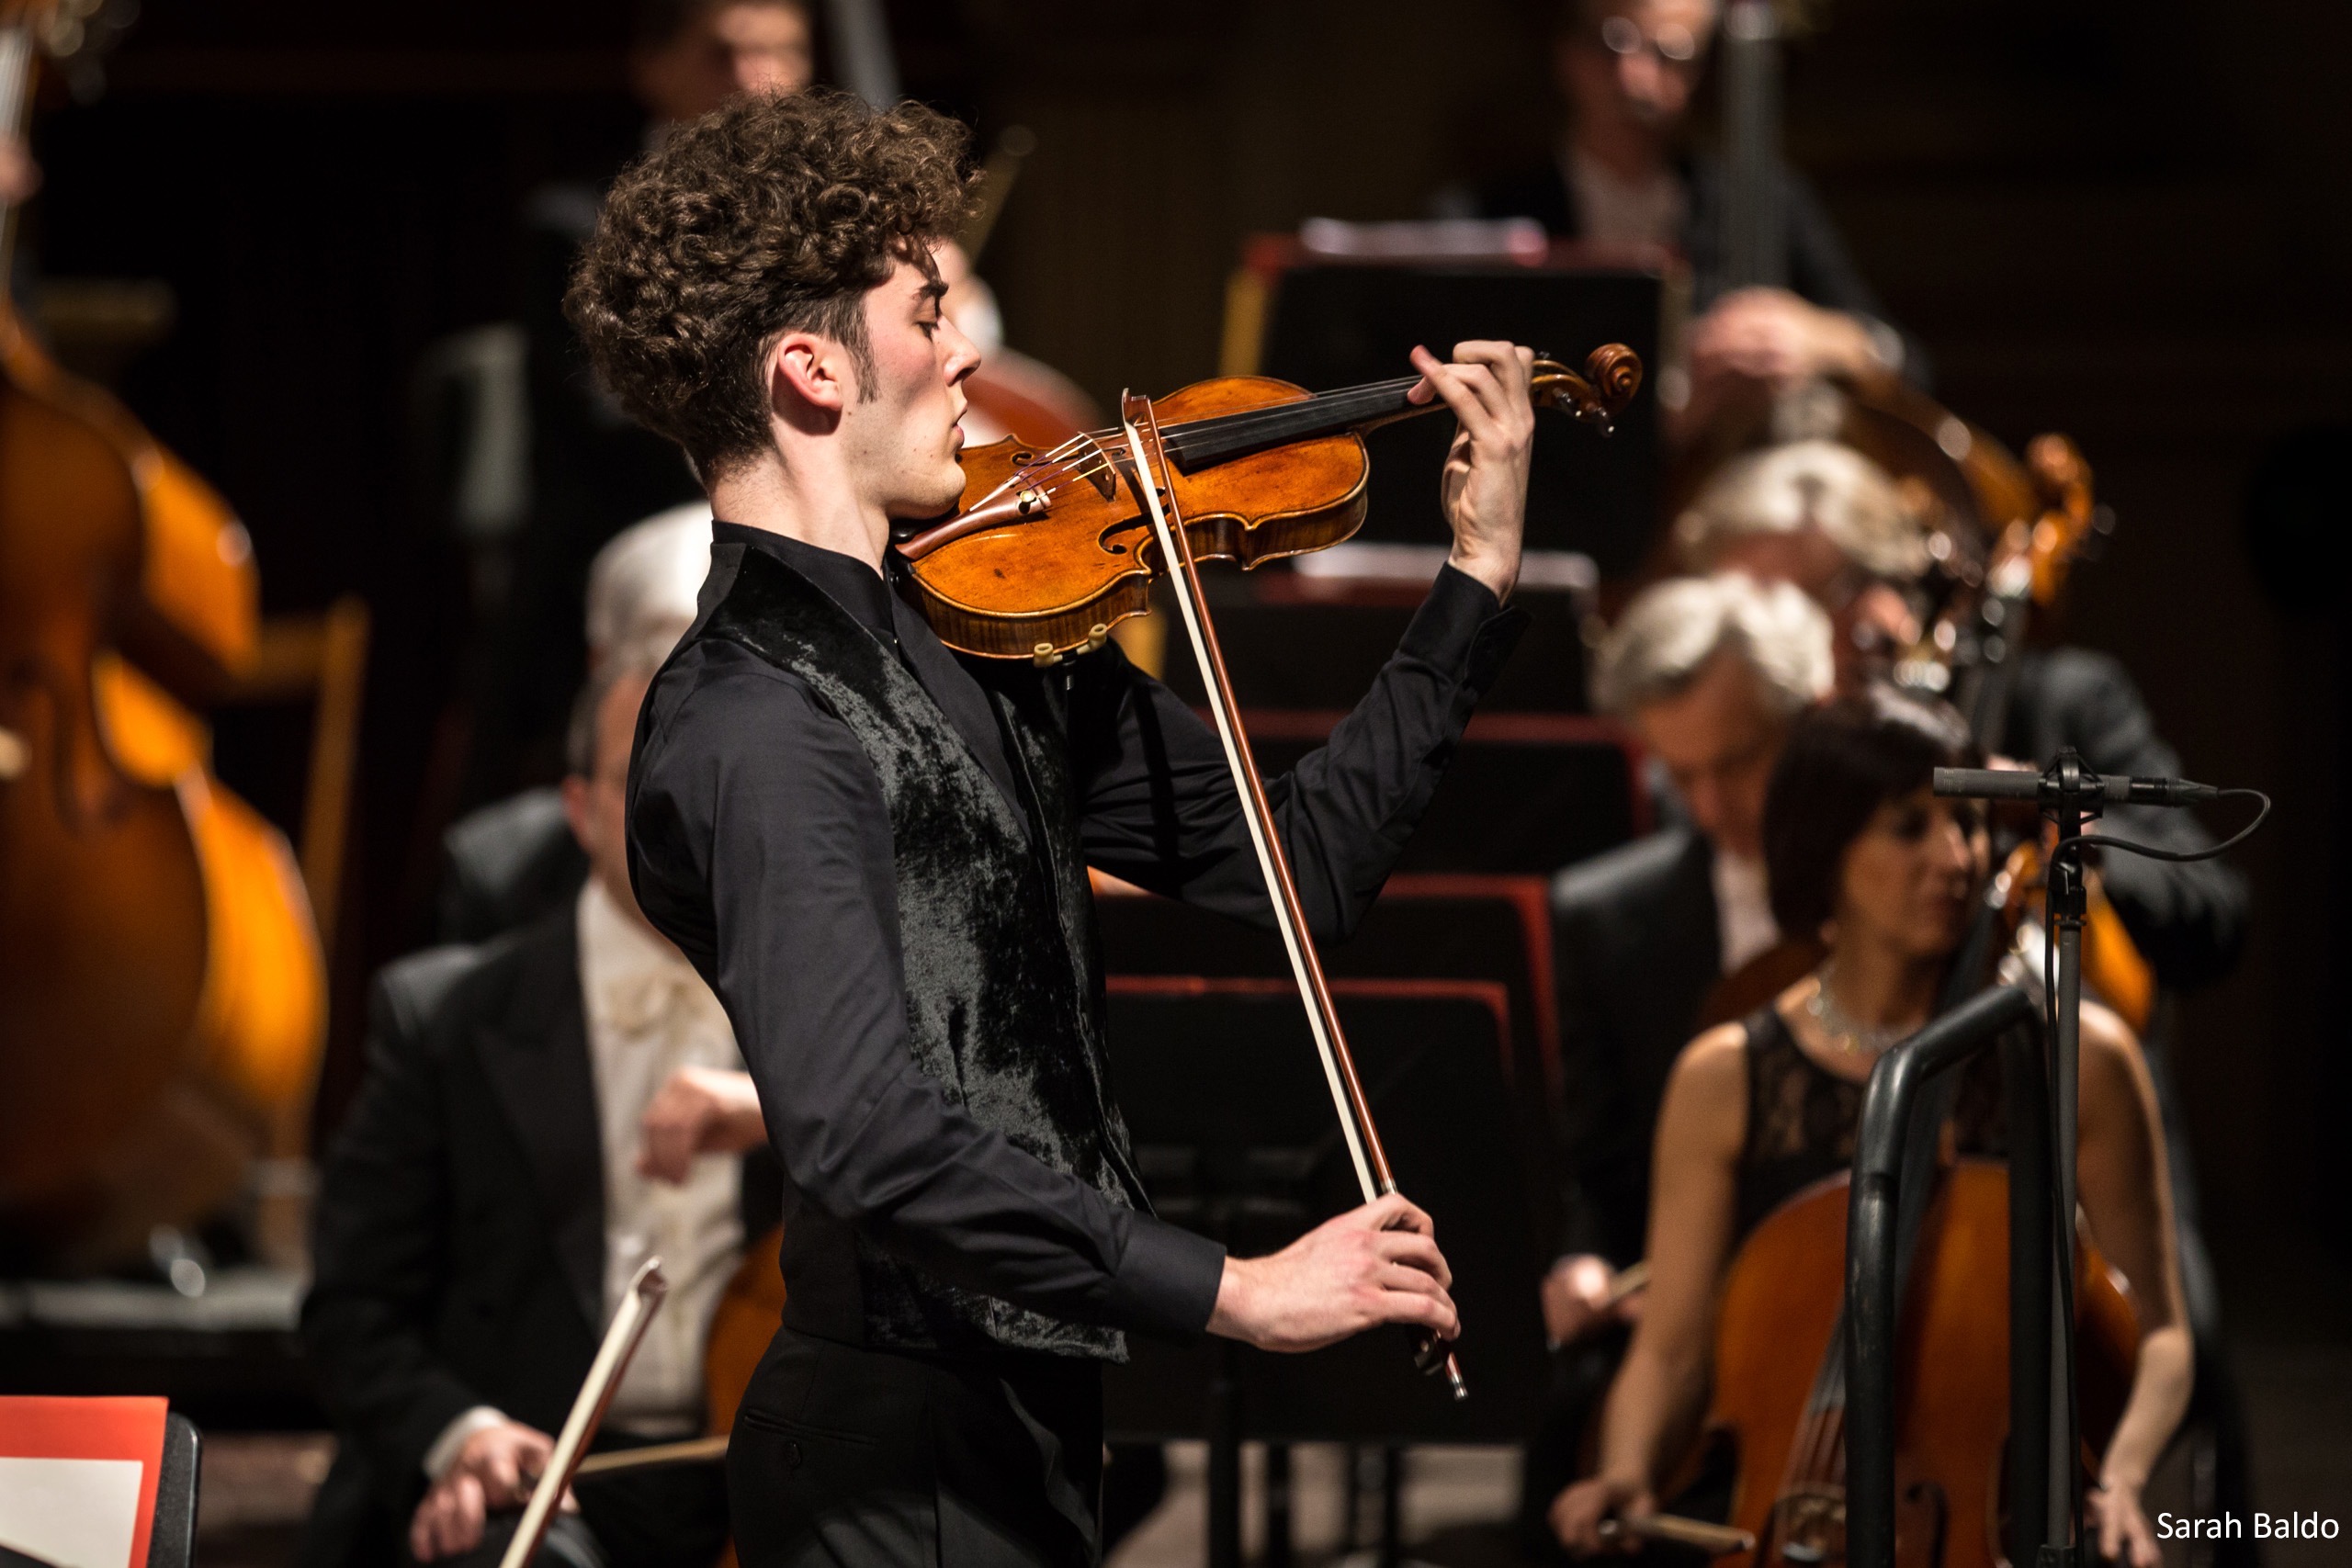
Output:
top-left (1114, 391), bottom-right (1466, 1399)
top-left (496, 1258), bottom-right (669, 1568)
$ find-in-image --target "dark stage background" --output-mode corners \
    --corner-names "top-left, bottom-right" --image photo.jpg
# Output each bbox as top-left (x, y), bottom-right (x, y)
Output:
top-left (24, 0), bottom-right (2351, 1324)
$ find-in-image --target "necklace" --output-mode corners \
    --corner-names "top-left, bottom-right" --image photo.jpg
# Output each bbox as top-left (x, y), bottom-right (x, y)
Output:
top-left (1804, 962), bottom-right (1910, 1056)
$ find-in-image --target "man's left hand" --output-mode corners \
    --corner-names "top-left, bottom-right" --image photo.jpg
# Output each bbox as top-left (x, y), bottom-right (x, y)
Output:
top-left (1684, 288), bottom-right (1884, 416)
top-left (637, 1066), bottom-right (766, 1184)
top-left (1408, 341), bottom-right (1536, 603)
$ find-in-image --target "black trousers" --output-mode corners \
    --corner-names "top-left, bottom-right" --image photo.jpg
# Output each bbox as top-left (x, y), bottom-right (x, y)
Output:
top-left (729, 1329), bottom-right (1106, 1568)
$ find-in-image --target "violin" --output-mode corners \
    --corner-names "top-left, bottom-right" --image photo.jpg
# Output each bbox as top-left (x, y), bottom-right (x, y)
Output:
top-left (0, 0), bottom-right (324, 1269)
top-left (896, 346), bottom-right (1643, 661)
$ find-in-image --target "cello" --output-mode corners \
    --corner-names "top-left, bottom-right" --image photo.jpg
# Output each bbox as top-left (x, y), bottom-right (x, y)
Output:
top-left (0, 0), bottom-right (325, 1270)
top-left (1706, 1160), bottom-right (2142, 1568)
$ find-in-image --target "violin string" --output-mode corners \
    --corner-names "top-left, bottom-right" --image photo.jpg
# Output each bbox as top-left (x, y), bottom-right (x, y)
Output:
top-left (975, 376), bottom-right (1432, 512)
top-left (964, 361), bottom-right (1598, 524)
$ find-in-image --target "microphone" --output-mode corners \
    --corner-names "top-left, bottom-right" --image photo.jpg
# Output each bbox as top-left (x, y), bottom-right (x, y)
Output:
top-left (1932, 767), bottom-right (2222, 808)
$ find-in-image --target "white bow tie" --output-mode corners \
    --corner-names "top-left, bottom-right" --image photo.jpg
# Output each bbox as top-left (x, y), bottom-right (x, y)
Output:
top-left (601, 964), bottom-right (722, 1043)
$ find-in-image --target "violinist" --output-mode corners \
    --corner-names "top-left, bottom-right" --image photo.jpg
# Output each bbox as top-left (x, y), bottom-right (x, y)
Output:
top-left (1549, 690), bottom-right (2192, 1568)
top-left (301, 639), bottom-right (769, 1568)
top-left (568, 88), bottom-right (1539, 1566)
top-left (1456, 0), bottom-right (1919, 428)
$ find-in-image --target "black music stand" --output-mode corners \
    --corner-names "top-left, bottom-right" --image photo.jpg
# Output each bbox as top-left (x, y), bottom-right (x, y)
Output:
top-left (1102, 978), bottom-right (1549, 1567)
top-left (1241, 243), bottom-right (1665, 571)
top-left (1242, 712), bottom-right (1647, 875)
top-left (1156, 579), bottom-right (1603, 715)
top-left (1096, 876), bottom-right (1567, 1255)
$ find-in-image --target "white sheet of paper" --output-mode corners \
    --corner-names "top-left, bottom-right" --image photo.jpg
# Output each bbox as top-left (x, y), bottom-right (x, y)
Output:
top-left (0, 1456), bottom-right (145, 1568)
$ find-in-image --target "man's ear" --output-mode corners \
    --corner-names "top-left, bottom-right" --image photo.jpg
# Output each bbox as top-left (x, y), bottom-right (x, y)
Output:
top-left (771, 332), bottom-right (849, 422)
top-left (561, 774), bottom-right (596, 855)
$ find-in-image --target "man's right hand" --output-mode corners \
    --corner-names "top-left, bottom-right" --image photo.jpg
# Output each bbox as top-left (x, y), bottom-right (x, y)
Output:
top-left (408, 1419), bottom-right (555, 1562)
top-left (1206, 1192), bottom-right (1458, 1352)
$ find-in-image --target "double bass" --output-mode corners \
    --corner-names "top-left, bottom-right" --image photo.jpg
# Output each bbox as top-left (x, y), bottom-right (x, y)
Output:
top-left (0, 0), bottom-right (325, 1270)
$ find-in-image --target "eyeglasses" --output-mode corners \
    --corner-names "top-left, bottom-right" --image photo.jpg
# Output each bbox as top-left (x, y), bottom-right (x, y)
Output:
top-left (1596, 15), bottom-right (1704, 63)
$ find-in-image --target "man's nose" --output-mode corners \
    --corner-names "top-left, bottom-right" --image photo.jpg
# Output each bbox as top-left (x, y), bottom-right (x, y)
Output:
top-left (1618, 53), bottom-right (1661, 105)
top-left (942, 316), bottom-right (983, 381)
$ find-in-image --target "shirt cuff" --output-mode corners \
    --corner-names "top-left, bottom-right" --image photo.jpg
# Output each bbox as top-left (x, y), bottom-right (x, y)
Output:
top-left (1397, 562), bottom-right (1532, 699)
top-left (423, 1405), bottom-right (508, 1481)
top-left (1102, 1212), bottom-right (1227, 1338)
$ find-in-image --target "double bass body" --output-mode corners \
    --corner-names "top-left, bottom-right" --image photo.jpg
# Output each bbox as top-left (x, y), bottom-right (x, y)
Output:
top-left (0, 308), bottom-right (325, 1270)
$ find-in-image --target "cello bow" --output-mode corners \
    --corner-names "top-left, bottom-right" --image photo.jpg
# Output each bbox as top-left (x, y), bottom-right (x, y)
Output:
top-left (497, 1259), bottom-right (670, 1568)
top-left (1114, 391), bottom-right (1467, 1398)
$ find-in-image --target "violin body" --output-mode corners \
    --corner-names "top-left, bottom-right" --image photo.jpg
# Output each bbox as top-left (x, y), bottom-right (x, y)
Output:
top-left (0, 310), bottom-right (324, 1269)
top-left (1707, 1161), bottom-right (2138, 1568)
top-left (906, 374), bottom-right (1372, 661)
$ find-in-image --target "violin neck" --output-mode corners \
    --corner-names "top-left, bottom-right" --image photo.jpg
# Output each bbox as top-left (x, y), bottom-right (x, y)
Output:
top-left (1159, 376), bottom-right (1429, 474)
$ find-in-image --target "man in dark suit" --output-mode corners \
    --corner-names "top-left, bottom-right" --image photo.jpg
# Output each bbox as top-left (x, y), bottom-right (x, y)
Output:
top-left (303, 643), bottom-right (770, 1568)
top-left (1517, 573), bottom-right (1832, 1551)
top-left (1542, 576), bottom-right (1832, 1321)
top-left (1457, 0), bottom-right (1918, 428)
top-left (440, 507), bottom-right (712, 945)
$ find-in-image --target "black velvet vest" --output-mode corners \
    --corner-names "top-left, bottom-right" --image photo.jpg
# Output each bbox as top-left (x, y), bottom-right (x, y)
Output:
top-left (703, 546), bottom-right (1142, 1359)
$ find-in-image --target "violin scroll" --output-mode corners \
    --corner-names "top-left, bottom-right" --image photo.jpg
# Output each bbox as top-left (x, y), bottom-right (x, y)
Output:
top-left (1532, 344), bottom-right (1644, 434)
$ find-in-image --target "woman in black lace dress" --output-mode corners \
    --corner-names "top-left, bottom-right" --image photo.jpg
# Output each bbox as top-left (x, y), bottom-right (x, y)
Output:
top-left (1550, 689), bottom-right (2191, 1568)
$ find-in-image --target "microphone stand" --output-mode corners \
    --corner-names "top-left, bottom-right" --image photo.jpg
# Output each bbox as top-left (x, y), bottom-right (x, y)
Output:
top-left (1932, 750), bottom-right (2260, 1568)
top-left (2037, 753), bottom-right (2092, 1568)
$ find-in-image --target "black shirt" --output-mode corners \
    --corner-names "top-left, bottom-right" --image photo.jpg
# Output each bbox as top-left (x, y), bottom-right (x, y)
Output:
top-left (628, 522), bottom-right (1528, 1344)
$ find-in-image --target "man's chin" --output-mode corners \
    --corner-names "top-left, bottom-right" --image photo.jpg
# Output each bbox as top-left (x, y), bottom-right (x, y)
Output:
top-left (888, 473), bottom-right (973, 525)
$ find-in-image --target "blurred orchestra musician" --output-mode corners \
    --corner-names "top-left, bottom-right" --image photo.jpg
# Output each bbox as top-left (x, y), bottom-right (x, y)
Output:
top-left (1671, 440), bottom-right (1932, 694)
top-left (1522, 573), bottom-right (1830, 1547)
top-left (1458, 0), bottom-right (1918, 429)
top-left (301, 639), bottom-right (770, 1568)
top-left (1549, 691), bottom-right (2191, 1568)
top-left (480, 0), bottom-right (811, 795)
top-left (441, 504), bottom-right (712, 944)
top-left (1674, 439), bottom-right (2257, 1560)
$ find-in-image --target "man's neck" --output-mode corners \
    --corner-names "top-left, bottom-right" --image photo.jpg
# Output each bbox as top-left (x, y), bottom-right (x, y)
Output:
top-left (707, 455), bottom-right (890, 576)
top-left (1567, 118), bottom-right (1669, 187)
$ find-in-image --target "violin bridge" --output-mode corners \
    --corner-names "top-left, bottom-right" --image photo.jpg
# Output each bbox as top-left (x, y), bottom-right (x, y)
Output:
top-left (1070, 435), bottom-right (1118, 502)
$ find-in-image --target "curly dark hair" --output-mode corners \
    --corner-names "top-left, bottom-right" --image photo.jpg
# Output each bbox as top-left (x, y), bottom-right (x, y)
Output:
top-left (1762, 686), bottom-right (1980, 939)
top-left (566, 88), bottom-right (974, 479)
